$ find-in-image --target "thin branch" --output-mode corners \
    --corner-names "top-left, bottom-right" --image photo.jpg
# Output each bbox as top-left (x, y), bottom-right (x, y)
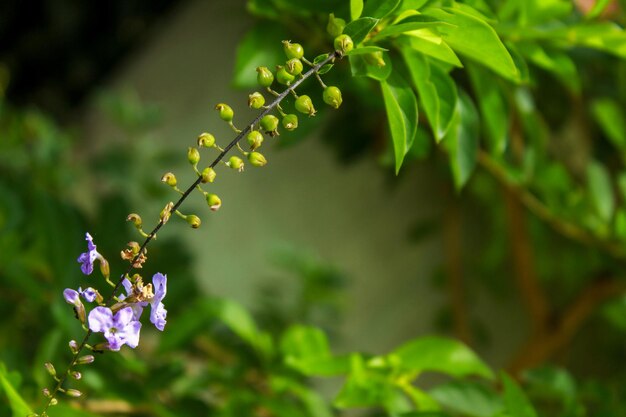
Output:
top-left (41, 51), bottom-right (339, 415)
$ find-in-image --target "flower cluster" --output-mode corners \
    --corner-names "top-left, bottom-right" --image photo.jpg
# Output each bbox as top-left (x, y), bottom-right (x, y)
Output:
top-left (64, 233), bottom-right (168, 351)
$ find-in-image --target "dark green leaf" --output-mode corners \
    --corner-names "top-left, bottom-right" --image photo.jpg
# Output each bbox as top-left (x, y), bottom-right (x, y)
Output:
top-left (592, 98), bottom-right (626, 152)
top-left (344, 17), bottom-right (380, 44)
top-left (313, 53), bottom-right (330, 64)
top-left (444, 90), bottom-right (480, 190)
top-left (362, 0), bottom-right (401, 18)
top-left (423, 7), bottom-right (520, 82)
top-left (501, 372), bottom-right (538, 417)
top-left (349, 51), bottom-right (393, 80)
top-left (232, 24), bottom-right (288, 88)
top-left (0, 364), bottom-right (32, 417)
top-left (380, 71), bottom-right (419, 174)
top-left (402, 49), bottom-right (457, 141)
top-left (393, 336), bottom-right (493, 379)
top-left (586, 160), bottom-right (614, 223)
top-left (467, 63), bottom-right (509, 155)
top-left (430, 381), bottom-right (503, 417)
top-left (516, 42), bottom-right (579, 93)
top-left (318, 64), bottom-right (334, 74)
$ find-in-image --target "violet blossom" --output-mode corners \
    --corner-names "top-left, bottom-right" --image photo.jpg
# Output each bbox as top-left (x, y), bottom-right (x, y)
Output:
top-left (88, 306), bottom-right (141, 351)
top-left (77, 233), bottom-right (101, 275)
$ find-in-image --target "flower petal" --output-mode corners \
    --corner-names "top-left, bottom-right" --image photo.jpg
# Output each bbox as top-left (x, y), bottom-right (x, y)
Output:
top-left (88, 307), bottom-right (113, 333)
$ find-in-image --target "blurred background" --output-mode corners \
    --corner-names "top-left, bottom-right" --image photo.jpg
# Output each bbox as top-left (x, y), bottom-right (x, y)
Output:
top-left (1, 0), bottom-right (626, 416)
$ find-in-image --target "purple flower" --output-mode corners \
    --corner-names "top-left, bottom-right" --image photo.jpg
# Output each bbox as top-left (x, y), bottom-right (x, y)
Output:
top-left (149, 273), bottom-right (167, 331)
top-left (63, 289), bottom-right (80, 306)
top-left (88, 306), bottom-right (141, 351)
top-left (120, 278), bottom-right (146, 321)
top-left (79, 287), bottom-right (97, 303)
top-left (77, 233), bottom-right (101, 275)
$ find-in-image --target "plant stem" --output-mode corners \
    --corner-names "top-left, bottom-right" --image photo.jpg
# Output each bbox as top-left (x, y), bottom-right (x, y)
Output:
top-left (41, 50), bottom-right (340, 415)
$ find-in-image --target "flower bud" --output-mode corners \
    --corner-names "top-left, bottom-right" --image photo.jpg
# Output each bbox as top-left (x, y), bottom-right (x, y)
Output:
top-left (323, 86), bottom-right (343, 109)
top-left (188, 147), bottom-right (200, 166)
top-left (215, 103), bottom-right (234, 122)
top-left (186, 214), bottom-right (201, 229)
top-left (227, 156), bottom-right (244, 172)
top-left (42, 388), bottom-right (51, 398)
top-left (201, 167), bottom-right (217, 183)
top-left (206, 193), bottom-right (222, 211)
top-left (334, 34), bottom-right (354, 55)
top-left (282, 114), bottom-right (298, 131)
top-left (276, 65), bottom-right (295, 86)
top-left (160, 202), bottom-right (174, 224)
top-left (283, 40), bottom-right (304, 59)
top-left (256, 66), bottom-right (274, 87)
top-left (65, 389), bottom-right (82, 398)
top-left (247, 130), bottom-right (264, 150)
top-left (127, 241), bottom-right (141, 255)
top-left (161, 172), bottom-right (177, 187)
top-left (49, 398), bottom-right (58, 406)
top-left (44, 362), bottom-right (56, 377)
top-left (99, 257), bottom-right (110, 279)
top-left (126, 213), bottom-right (142, 227)
top-left (197, 132), bottom-right (216, 148)
top-left (76, 355), bottom-right (95, 365)
top-left (248, 92), bottom-right (265, 109)
top-left (71, 371), bottom-right (82, 380)
top-left (69, 340), bottom-right (79, 353)
top-left (327, 13), bottom-right (346, 37)
top-left (295, 95), bottom-right (316, 116)
top-left (248, 152), bottom-right (267, 167)
top-left (364, 51), bottom-right (385, 67)
top-left (286, 58), bottom-right (303, 76)
top-left (260, 114), bottom-right (279, 136)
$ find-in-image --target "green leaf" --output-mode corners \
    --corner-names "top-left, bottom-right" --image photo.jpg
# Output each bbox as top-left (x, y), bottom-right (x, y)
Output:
top-left (430, 381), bottom-right (503, 417)
top-left (232, 24), bottom-right (288, 88)
top-left (346, 46), bottom-right (389, 56)
top-left (586, 160), bottom-right (615, 223)
top-left (373, 15), bottom-right (452, 40)
top-left (586, 0), bottom-right (614, 19)
top-left (591, 98), bottom-right (626, 152)
top-left (404, 33), bottom-right (463, 67)
top-left (397, 0), bottom-right (431, 13)
top-left (280, 325), bottom-right (350, 376)
top-left (334, 354), bottom-right (394, 408)
top-left (343, 17), bottom-right (379, 45)
top-left (402, 49), bottom-right (457, 141)
top-left (393, 336), bottom-right (493, 379)
top-left (501, 372), bottom-right (538, 417)
top-left (215, 299), bottom-right (273, 356)
top-left (318, 64), bottom-right (334, 74)
top-left (351, 0), bottom-right (364, 20)
top-left (444, 90), bottom-right (480, 190)
top-left (547, 23), bottom-right (626, 58)
top-left (362, 0), bottom-right (401, 18)
top-left (313, 53), bottom-right (330, 64)
top-left (0, 363), bottom-right (32, 417)
top-left (516, 42), bottom-right (580, 93)
top-left (350, 51), bottom-right (393, 80)
top-left (380, 71), bottom-right (419, 174)
top-left (467, 63), bottom-right (509, 155)
top-left (422, 7), bottom-right (520, 82)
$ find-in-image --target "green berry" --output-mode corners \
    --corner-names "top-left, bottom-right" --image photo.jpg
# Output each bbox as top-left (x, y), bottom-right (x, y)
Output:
top-left (282, 114), bottom-right (298, 131)
top-left (256, 66), bottom-right (274, 87)
top-left (228, 155), bottom-right (244, 172)
top-left (248, 152), bottom-right (267, 167)
top-left (260, 114), bottom-right (280, 136)
top-left (215, 103), bottom-right (234, 122)
top-left (197, 132), bottom-right (216, 148)
top-left (327, 13), bottom-right (346, 38)
top-left (276, 65), bottom-right (295, 86)
top-left (248, 92), bottom-right (265, 109)
top-left (285, 58), bottom-right (303, 76)
top-left (247, 130), bottom-right (264, 150)
top-left (187, 147), bottom-right (200, 165)
top-left (334, 34), bottom-right (354, 55)
top-left (206, 193), bottom-right (222, 211)
top-left (186, 215), bottom-right (201, 229)
top-left (161, 172), bottom-right (177, 187)
top-left (201, 167), bottom-right (217, 183)
top-left (295, 95), bottom-right (316, 116)
top-left (323, 86), bottom-right (343, 109)
top-left (282, 40), bottom-right (304, 59)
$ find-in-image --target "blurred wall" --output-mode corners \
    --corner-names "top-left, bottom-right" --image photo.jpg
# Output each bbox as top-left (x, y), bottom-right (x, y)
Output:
top-left (83, 0), bottom-right (525, 365)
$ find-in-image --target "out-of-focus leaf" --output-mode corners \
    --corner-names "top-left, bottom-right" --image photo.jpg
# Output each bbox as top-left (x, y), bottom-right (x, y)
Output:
top-left (281, 325), bottom-right (349, 376)
top-left (334, 354), bottom-right (394, 408)
top-left (232, 24), bottom-right (287, 88)
top-left (443, 90), bottom-right (480, 190)
top-left (393, 336), bottom-right (493, 379)
top-left (215, 299), bottom-right (273, 356)
top-left (397, 0), bottom-right (430, 13)
top-left (467, 63), bottom-right (509, 155)
top-left (346, 46), bottom-right (389, 55)
top-left (362, 0), bottom-right (401, 18)
top-left (586, 160), bottom-right (615, 223)
top-left (422, 7), bottom-right (520, 82)
top-left (380, 71), bottom-right (419, 174)
top-left (374, 15), bottom-right (452, 40)
top-left (0, 364), bottom-right (32, 417)
top-left (516, 42), bottom-right (579, 93)
top-left (586, 0), bottom-right (613, 19)
top-left (592, 99), bottom-right (626, 152)
top-left (430, 381), bottom-right (502, 417)
top-left (403, 49), bottom-right (457, 141)
top-left (541, 23), bottom-right (626, 58)
top-left (350, 51), bottom-right (393, 80)
top-left (405, 34), bottom-right (463, 67)
top-left (523, 366), bottom-right (578, 408)
top-left (501, 372), bottom-right (538, 417)
top-left (351, 0), bottom-right (364, 20)
top-left (343, 17), bottom-right (379, 44)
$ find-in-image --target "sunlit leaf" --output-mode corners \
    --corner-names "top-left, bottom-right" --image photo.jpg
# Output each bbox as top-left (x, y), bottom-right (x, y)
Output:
top-left (351, 0), bottom-right (364, 20)
top-left (344, 17), bottom-right (379, 44)
top-left (430, 381), bottom-right (503, 417)
top-left (0, 364), bottom-right (32, 417)
top-left (501, 372), bottom-right (538, 417)
top-left (362, 0), bottom-right (401, 18)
